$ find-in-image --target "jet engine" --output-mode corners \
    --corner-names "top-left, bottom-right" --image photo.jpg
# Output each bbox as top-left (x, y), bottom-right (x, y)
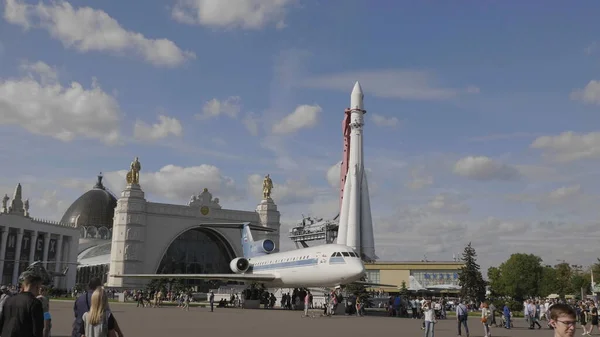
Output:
top-left (255, 239), bottom-right (276, 254)
top-left (230, 257), bottom-right (250, 274)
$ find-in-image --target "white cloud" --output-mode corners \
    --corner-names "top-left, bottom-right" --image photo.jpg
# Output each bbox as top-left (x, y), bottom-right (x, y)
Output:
top-left (197, 96), bottom-right (241, 120)
top-left (34, 190), bottom-right (68, 220)
top-left (531, 131), bottom-right (600, 163)
top-left (406, 167), bottom-right (434, 190)
top-left (453, 156), bottom-right (520, 181)
top-left (243, 112), bottom-right (260, 136)
top-left (19, 60), bottom-right (58, 84)
top-left (466, 86), bottom-right (480, 94)
top-left (300, 69), bottom-right (475, 100)
top-left (508, 184), bottom-right (599, 216)
top-left (100, 164), bottom-right (238, 202)
top-left (0, 61), bottom-right (121, 144)
top-left (427, 193), bottom-right (470, 214)
top-left (272, 104), bottom-right (322, 134)
top-left (371, 113), bottom-right (399, 128)
top-left (4, 0), bottom-right (195, 67)
top-left (171, 0), bottom-right (295, 30)
top-left (467, 132), bottom-right (543, 142)
top-left (133, 115), bottom-right (183, 142)
top-left (246, 174), bottom-right (319, 206)
top-left (570, 80), bottom-right (600, 105)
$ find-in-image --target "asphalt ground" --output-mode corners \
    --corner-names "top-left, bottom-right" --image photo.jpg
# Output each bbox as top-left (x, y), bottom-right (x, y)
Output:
top-left (47, 300), bottom-right (559, 337)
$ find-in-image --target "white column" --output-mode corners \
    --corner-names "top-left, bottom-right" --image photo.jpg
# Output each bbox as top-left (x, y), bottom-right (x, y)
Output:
top-left (0, 227), bottom-right (8, 278)
top-left (66, 236), bottom-right (78, 290)
top-left (54, 235), bottom-right (63, 272)
top-left (28, 231), bottom-right (38, 263)
top-left (11, 229), bottom-right (24, 285)
top-left (53, 235), bottom-right (63, 287)
top-left (42, 233), bottom-right (50, 268)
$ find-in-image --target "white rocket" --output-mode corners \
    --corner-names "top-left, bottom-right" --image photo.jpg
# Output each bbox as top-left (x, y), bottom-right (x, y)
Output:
top-left (336, 81), bottom-right (377, 261)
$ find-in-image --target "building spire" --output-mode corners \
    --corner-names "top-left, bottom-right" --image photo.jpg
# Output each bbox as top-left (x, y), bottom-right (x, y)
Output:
top-left (9, 183), bottom-right (24, 215)
top-left (94, 172), bottom-right (105, 190)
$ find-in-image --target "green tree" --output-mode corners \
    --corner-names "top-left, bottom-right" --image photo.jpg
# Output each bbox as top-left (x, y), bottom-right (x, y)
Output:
top-left (345, 278), bottom-right (371, 306)
top-left (538, 266), bottom-right (558, 298)
top-left (555, 263), bottom-right (572, 298)
top-left (487, 266), bottom-right (503, 296)
top-left (571, 273), bottom-right (590, 297)
top-left (458, 242), bottom-right (486, 302)
top-left (495, 253), bottom-right (543, 302)
top-left (400, 281), bottom-right (409, 295)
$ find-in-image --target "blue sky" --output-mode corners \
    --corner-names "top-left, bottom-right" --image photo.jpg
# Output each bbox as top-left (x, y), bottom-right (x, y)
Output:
top-left (2, 0), bottom-right (600, 271)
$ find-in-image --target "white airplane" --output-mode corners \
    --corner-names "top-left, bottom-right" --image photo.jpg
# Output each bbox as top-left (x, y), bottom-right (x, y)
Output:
top-left (112, 223), bottom-right (389, 288)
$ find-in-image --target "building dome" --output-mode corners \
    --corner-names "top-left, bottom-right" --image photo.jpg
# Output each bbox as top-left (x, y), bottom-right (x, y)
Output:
top-left (61, 174), bottom-right (117, 228)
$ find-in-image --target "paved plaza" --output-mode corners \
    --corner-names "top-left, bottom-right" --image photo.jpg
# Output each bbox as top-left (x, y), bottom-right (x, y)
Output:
top-left (48, 300), bottom-right (556, 337)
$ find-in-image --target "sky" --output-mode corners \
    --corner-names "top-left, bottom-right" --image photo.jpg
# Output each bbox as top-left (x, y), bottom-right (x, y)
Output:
top-left (2, 0), bottom-right (600, 273)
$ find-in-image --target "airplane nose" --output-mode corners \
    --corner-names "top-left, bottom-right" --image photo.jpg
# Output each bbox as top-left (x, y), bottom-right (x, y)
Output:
top-left (353, 261), bottom-right (366, 279)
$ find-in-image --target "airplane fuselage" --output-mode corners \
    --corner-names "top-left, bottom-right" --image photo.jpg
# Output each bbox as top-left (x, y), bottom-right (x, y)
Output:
top-left (241, 244), bottom-right (366, 288)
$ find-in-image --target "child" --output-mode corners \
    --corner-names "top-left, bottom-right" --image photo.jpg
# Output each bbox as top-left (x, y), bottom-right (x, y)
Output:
top-left (37, 286), bottom-right (51, 337)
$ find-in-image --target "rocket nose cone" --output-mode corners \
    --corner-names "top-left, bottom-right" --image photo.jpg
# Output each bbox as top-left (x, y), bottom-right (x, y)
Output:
top-left (352, 81), bottom-right (363, 95)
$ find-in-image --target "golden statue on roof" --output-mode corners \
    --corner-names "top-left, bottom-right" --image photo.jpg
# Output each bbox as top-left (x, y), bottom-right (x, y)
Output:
top-left (262, 174), bottom-right (273, 199)
top-left (126, 157), bottom-right (141, 185)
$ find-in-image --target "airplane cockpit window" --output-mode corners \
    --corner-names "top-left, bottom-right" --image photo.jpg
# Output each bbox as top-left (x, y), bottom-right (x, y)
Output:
top-left (342, 252), bottom-right (350, 257)
top-left (348, 252), bottom-right (356, 257)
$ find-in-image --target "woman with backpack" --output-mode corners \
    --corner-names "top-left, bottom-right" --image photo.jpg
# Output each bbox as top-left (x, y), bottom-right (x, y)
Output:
top-left (79, 287), bottom-right (117, 337)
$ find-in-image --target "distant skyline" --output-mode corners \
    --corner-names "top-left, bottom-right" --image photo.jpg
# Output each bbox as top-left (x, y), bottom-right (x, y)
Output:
top-left (2, 0), bottom-right (600, 272)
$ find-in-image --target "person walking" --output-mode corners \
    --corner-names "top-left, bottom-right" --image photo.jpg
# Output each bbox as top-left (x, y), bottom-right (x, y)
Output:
top-left (72, 278), bottom-right (123, 337)
top-left (587, 303), bottom-right (598, 335)
top-left (423, 301), bottom-right (436, 337)
top-left (78, 287), bottom-right (117, 337)
top-left (0, 273), bottom-right (44, 337)
top-left (456, 300), bottom-right (470, 336)
top-left (209, 291), bottom-right (215, 312)
top-left (37, 286), bottom-right (52, 337)
top-left (481, 302), bottom-right (491, 337)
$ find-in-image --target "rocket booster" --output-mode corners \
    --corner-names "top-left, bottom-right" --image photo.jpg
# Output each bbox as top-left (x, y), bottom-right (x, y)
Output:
top-left (336, 81), bottom-right (377, 261)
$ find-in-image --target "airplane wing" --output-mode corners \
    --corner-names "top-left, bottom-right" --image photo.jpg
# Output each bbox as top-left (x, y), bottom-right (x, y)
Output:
top-left (110, 273), bottom-right (277, 282)
top-left (352, 280), bottom-right (398, 288)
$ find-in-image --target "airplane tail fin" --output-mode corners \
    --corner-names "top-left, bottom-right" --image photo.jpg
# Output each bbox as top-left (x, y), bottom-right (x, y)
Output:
top-left (241, 223), bottom-right (275, 258)
top-left (204, 222), bottom-right (276, 259)
top-left (241, 224), bottom-right (255, 258)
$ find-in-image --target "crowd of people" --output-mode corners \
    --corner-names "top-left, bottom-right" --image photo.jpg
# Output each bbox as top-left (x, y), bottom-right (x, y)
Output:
top-left (411, 297), bottom-right (584, 337)
top-left (0, 276), bottom-right (123, 337)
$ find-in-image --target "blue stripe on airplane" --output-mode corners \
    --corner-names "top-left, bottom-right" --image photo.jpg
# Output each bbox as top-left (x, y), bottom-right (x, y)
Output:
top-left (251, 258), bottom-right (319, 271)
top-left (329, 257), bottom-right (346, 264)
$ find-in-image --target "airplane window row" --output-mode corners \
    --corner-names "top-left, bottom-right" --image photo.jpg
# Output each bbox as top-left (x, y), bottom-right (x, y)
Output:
top-left (252, 255), bottom-right (312, 266)
top-left (331, 252), bottom-right (359, 258)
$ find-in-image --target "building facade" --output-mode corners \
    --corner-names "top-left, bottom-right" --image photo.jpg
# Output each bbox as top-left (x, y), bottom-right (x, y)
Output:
top-left (105, 180), bottom-right (280, 289)
top-left (0, 184), bottom-right (79, 289)
top-left (365, 261), bottom-right (465, 293)
top-left (66, 159), bottom-right (281, 290)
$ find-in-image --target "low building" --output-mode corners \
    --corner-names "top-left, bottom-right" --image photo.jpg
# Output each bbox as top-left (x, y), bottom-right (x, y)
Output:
top-left (365, 260), bottom-right (465, 293)
top-left (0, 184), bottom-right (79, 289)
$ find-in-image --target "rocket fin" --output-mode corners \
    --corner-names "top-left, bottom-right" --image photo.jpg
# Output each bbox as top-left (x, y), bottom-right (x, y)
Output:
top-left (346, 164), bottom-right (361, 250)
top-left (360, 169), bottom-right (377, 261)
top-left (336, 171), bottom-right (352, 245)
